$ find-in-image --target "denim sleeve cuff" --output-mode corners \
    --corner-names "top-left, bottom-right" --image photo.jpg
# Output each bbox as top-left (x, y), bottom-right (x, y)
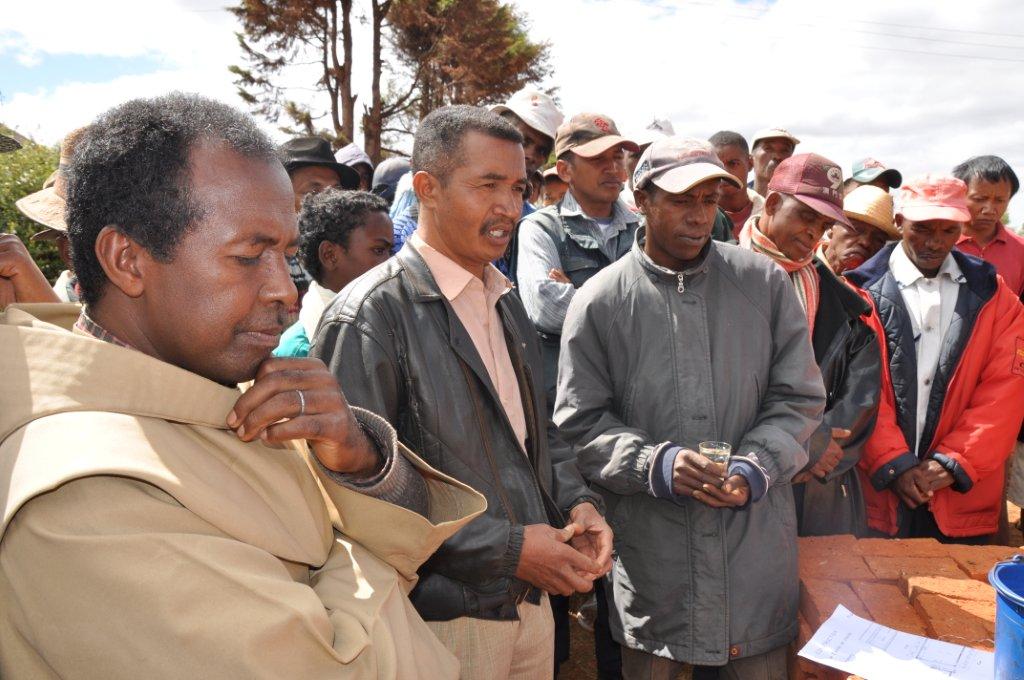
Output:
top-left (930, 452), bottom-right (974, 493)
top-left (728, 457), bottom-right (768, 506)
top-left (649, 444), bottom-right (681, 500)
top-left (869, 451), bottom-right (919, 491)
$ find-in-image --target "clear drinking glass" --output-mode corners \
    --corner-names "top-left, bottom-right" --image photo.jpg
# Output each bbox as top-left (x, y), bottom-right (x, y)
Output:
top-left (698, 441), bottom-right (732, 465)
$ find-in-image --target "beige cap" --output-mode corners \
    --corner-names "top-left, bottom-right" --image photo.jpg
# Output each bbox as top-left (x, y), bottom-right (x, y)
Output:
top-left (843, 184), bottom-right (898, 239)
top-left (555, 113), bottom-right (639, 159)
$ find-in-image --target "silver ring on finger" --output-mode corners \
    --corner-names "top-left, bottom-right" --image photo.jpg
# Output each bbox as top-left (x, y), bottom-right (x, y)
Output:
top-left (295, 389), bottom-right (306, 417)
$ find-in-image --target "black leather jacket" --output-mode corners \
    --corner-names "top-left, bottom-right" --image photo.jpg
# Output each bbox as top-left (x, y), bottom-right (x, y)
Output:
top-left (311, 245), bottom-right (600, 621)
top-left (795, 259), bottom-right (881, 536)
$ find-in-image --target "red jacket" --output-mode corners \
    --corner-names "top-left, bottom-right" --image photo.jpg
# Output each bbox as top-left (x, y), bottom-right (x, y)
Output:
top-left (846, 245), bottom-right (1024, 537)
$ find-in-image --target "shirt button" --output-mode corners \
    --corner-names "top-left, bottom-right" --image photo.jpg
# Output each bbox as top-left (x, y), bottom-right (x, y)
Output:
top-left (924, 378), bottom-right (932, 386)
top-left (924, 326), bottom-right (934, 332)
top-left (729, 645), bottom-right (741, 657)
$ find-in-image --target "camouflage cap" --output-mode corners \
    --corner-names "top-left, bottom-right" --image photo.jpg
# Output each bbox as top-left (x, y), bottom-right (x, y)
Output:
top-left (555, 113), bottom-right (639, 159)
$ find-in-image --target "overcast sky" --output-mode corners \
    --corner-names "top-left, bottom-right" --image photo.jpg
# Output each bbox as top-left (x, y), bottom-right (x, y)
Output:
top-left (3, 0), bottom-right (1024, 220)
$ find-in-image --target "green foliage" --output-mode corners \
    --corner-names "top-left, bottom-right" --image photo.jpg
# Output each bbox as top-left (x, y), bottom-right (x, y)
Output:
top-left (0, 133), bottom-right (62, 281)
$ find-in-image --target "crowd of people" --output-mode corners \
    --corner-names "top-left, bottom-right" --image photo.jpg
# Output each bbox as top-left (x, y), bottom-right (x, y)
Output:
top-left (1, 84), bottom-right (1024, 680)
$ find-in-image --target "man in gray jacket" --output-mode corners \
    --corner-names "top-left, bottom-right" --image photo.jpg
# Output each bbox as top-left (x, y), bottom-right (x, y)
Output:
top-left (554, 137), bottom-right (825, 679)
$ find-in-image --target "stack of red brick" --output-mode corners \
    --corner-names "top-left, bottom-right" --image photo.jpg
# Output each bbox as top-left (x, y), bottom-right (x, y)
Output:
top-left (789, 535), bottom-right (1024, 680)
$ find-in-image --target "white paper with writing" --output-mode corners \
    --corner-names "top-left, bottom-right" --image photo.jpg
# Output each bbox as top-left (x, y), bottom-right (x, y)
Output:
top-left (798, 605), bottom-right (994, 680)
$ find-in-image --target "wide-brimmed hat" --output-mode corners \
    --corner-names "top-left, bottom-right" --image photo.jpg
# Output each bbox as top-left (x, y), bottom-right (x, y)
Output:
top-left (555, 113), bottom-right (639, 159)
top-left (851, 157), bottom-right (902, 188)
top-left (633, 137), bottom-right (741, 195)
top-left (897, 174), bottom-right (971, 223)
top-left (15, 127), bottom-right (89, 238)
top-left (750, 127), bottom-right (800, 149)
top-left (490, 87), bottom-right (563, 143)
top-left (279, 136), bottom-right (360, 189)
top-left (843, 184), bottom-right (898, 238)
top-left (769, 153), bottom-right (851, 227)
top-left (0, 132), bottom-right (21, 153)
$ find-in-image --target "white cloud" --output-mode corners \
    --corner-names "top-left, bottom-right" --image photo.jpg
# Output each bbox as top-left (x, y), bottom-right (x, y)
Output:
top-left (3, 0), bottom-right (1024, 220)
top-left (513, 0), bottom-right (1024, 221)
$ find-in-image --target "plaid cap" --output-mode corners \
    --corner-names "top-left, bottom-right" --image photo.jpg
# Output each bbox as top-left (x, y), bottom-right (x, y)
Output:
top-left (769, 153), bottom-right (851, 227)
top-left (555, 113), bottom-right (639, 159)
top-left (897, 174), bottom-right (971, 223)
top-left (633, 137), bottom-right (741, 195)
top-left (851, 157), bottom-right (902, 188)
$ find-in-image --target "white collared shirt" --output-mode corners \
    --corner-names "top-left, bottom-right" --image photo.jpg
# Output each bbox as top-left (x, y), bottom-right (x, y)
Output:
top-left (888, 243), bottom-right (965, 452)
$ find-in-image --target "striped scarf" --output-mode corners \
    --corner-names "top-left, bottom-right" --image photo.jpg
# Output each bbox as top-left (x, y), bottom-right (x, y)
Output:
top-left (739, 216), bottom-right (820, 338)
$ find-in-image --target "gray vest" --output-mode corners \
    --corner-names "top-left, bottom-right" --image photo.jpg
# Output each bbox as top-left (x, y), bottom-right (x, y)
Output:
top-left (523, 200), bottom-right (638, 406)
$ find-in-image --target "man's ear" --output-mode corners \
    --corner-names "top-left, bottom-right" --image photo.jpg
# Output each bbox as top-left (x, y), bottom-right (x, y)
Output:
top-left (555, 157), bottom-right (572, 184)
top-left (633, 187), bottom-right (649, 215)
top-left (412, 170), bottom-right (440, 211)
top-left (94, 226), bottom-right (148, 299)
top-left (764, 191), bottom-right (782, 216)
top-left (318, 240), bottom-right (341, 272)
top-left (895, 213), bottom-right (905, 234)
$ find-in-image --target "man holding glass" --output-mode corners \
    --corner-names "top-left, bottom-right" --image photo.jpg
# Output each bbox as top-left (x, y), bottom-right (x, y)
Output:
top-left (554, 137), bottom-right (825, 679)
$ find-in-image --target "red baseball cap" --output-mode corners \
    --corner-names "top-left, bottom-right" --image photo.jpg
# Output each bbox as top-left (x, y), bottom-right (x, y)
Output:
top-left (897, 174), bottom-right (971, 223)
top-left (768, 153), bottom-right (851, 227)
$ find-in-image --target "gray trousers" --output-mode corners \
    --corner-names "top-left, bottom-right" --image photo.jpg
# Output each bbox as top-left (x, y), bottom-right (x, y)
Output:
top-left (620, 644), bottom-right (788, 680)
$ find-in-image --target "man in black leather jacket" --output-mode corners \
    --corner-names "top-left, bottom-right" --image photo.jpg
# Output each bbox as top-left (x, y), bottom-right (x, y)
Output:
top-left (311, 105), bottom-right (611, 680)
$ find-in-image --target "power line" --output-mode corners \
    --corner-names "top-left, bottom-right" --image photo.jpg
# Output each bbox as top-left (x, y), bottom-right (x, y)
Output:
top-left (679, 0), bottom-right (1024, 42)
top-left (672, 1), bottom-right (1024, 65)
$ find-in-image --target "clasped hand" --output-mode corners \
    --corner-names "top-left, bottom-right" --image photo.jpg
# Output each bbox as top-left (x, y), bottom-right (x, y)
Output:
top-left (672, 449), bottom-right (750, 508)
top-left (515, 502), bottom-right (613, 596)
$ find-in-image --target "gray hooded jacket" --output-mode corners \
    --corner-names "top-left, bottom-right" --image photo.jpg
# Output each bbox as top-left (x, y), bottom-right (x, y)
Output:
top-left (554, 231), bottom-right (825, 664)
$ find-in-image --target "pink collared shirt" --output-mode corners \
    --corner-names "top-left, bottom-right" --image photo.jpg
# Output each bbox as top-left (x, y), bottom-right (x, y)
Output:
top-left (956, 224), bottom-right (1024, 296)
top-left (408, 233), bottom-right (528, 452)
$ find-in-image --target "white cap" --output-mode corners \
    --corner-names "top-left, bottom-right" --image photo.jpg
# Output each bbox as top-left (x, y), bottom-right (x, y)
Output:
top-left (490, 87), bottom-right (563, 142)
top-left (632, 118), bottom-right (675, 148)
top-left (750, 127), bottom-right (800, 148)
top-left (335, 142), bottom-right (373, 169)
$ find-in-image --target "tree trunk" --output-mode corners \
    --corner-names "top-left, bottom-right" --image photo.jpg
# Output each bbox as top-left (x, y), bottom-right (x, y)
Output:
top-left (337, 0), bottom-right (355, 145)
top-left (362, 0), bottom-right (388, 163)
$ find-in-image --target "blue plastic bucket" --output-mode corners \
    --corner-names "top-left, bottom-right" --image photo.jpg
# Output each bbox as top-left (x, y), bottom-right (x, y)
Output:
top-left (989, 554), bottom-right (1024, 679)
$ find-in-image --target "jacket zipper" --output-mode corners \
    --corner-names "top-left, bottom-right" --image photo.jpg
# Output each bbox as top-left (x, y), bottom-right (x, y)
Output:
top-left (503, 309), bottom-right (567, 526)
top-left (456, 357), bottom-right (520, 524)
top-left (677, 273), bottom-right (686, 293)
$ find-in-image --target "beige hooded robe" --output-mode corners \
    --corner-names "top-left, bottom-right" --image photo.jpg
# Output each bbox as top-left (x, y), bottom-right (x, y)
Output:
top-left (0, 304), bottom-right (486, 679)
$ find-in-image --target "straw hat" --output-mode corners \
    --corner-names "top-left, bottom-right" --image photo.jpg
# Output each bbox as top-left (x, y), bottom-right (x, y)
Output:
top-left (15, 127), bottom-right (89, 238)
top-left (842, 184), bottom-right (898, 239)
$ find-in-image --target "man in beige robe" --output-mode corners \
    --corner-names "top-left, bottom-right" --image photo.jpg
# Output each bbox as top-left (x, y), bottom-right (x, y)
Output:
top-left (0, 92), bottom-right (485, 679)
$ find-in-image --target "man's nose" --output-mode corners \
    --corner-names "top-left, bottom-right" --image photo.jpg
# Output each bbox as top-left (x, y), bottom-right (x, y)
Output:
top-left (263, 253), bottom-right (299, 308)
top-left (495, 187), bottom-right (522, 218)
